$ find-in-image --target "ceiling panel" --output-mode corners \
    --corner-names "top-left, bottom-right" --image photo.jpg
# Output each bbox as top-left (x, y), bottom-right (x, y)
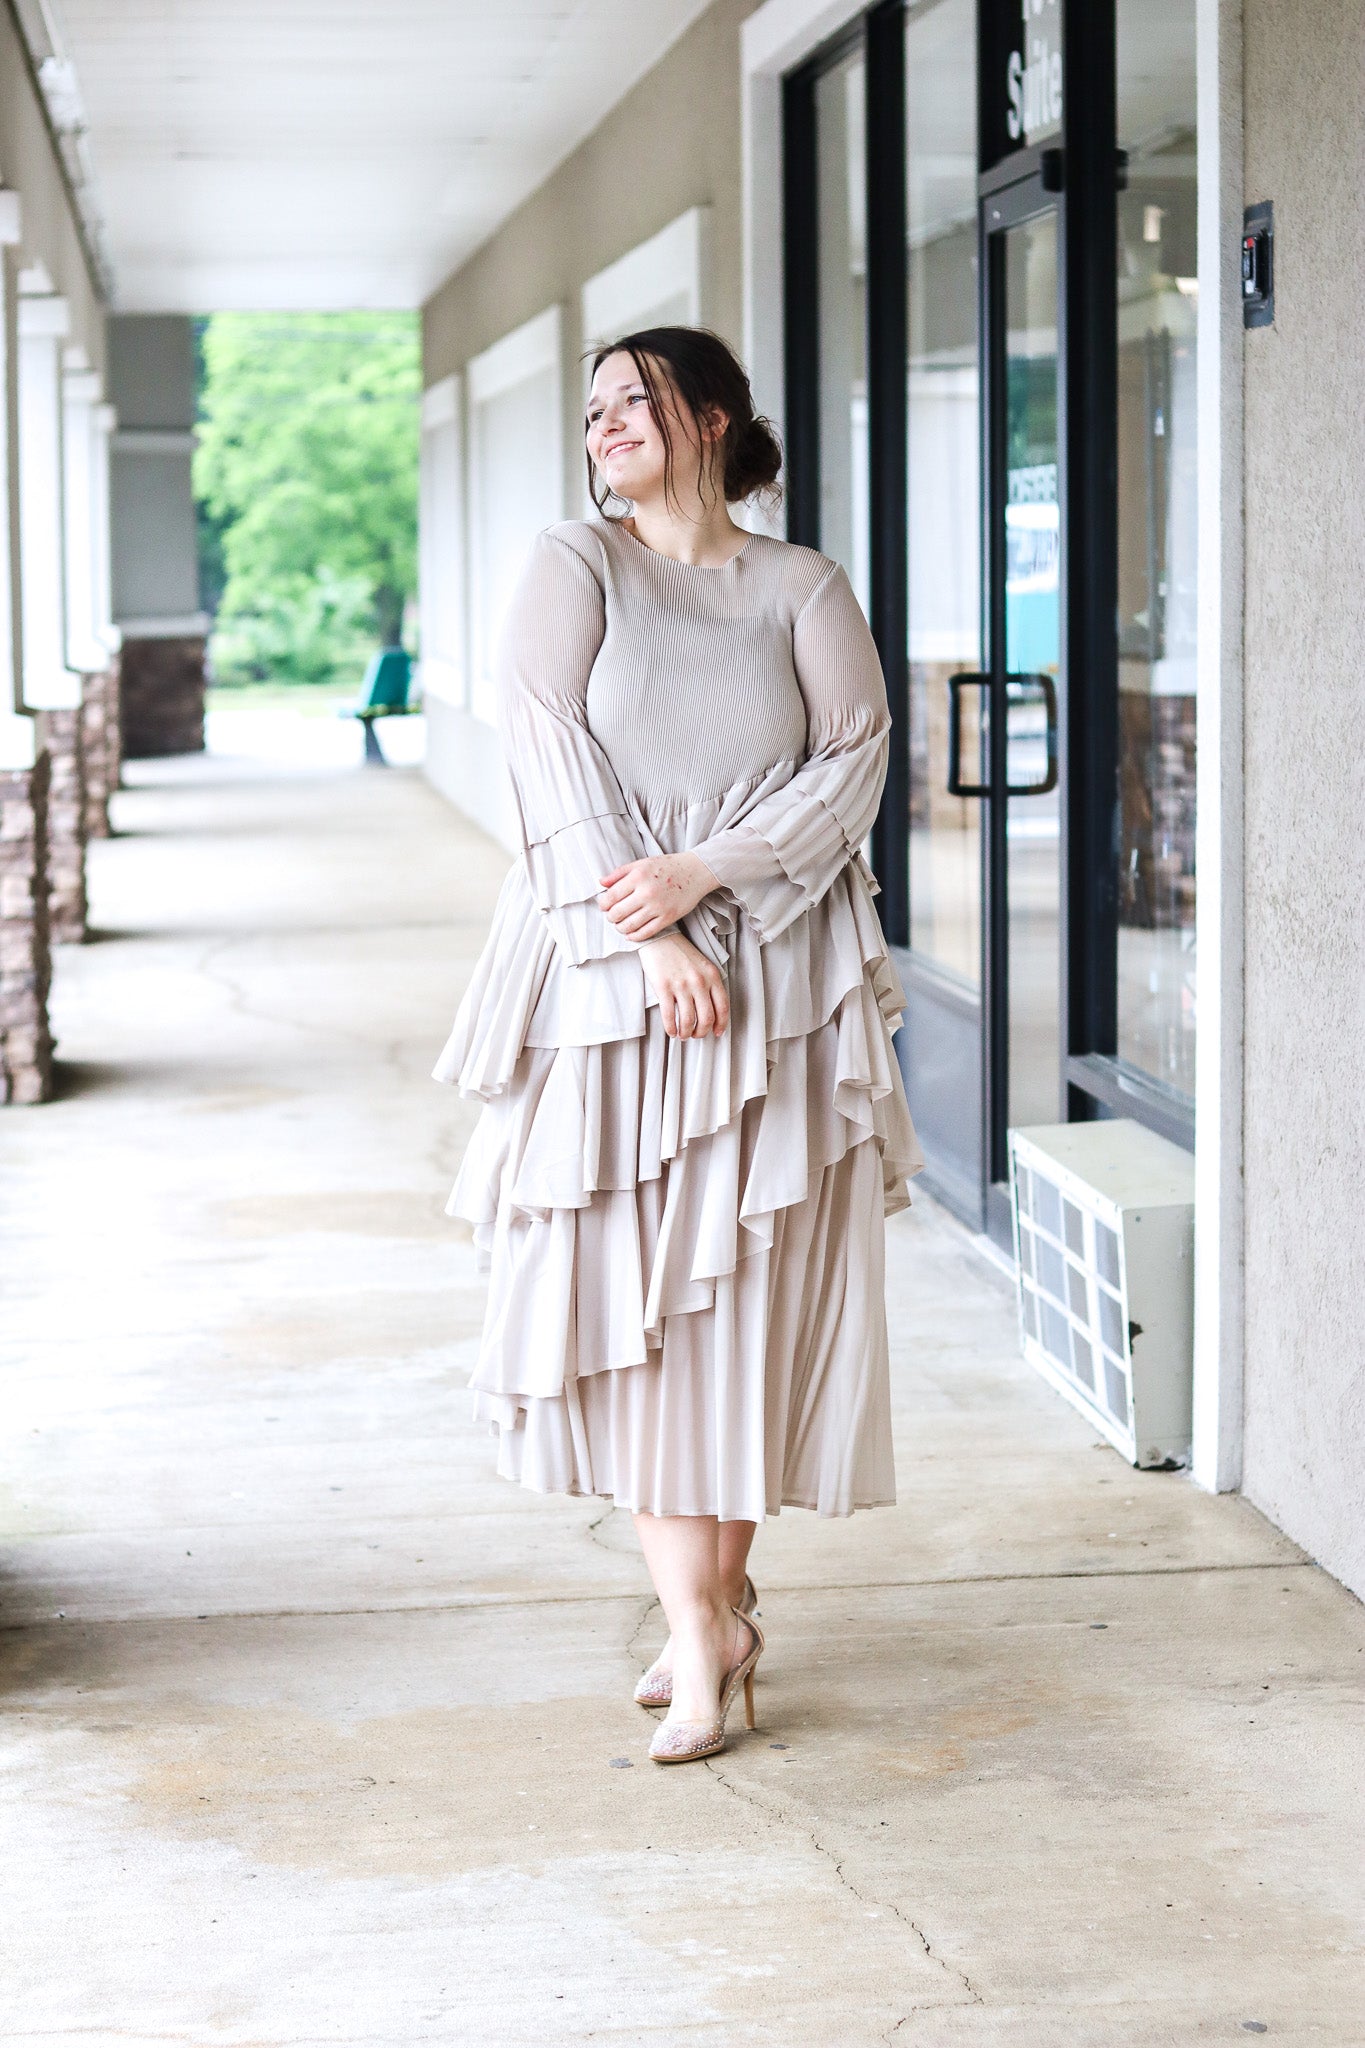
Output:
top-left (48, 0), bottom-right (715, 310)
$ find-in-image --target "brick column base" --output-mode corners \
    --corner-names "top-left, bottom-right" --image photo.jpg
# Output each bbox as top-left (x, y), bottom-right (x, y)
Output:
top-left (44, 707), bottom-right (88, 944)
top-left (81, 659), bottom-right (122, 840)
top-left (0, 753), bottom-right (54, 1105)
top-left (120, 636), bottom-right (206, 758)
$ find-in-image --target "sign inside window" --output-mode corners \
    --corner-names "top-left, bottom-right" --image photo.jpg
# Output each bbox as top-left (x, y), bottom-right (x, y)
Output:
top-left (1007, 0), bottom-right (1062, 146)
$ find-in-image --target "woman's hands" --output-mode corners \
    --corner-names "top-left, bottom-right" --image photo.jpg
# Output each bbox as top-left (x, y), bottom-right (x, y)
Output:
top-left (638, 932), bottom-right (729, 1039)
top-left (600, 851), bottom-right (728, 1036)
top-left (598, 850), bottom-right (719, 942)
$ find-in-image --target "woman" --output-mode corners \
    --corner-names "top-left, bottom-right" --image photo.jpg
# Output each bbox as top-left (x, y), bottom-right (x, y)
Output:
top-left (435, 327), bottom-right (921, 1764)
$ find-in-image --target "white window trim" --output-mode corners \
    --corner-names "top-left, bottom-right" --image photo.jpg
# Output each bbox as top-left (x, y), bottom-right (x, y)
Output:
top-left (418, 371), bottom-right (466, 708)
top-left (581, 205), bottom-right (712, 348)
top-left (466, 304), bottom-right (565, 722)
top-left (1191, 0), bottom-right (1245, 1493)
top-left (742, 0), bottom-right (867, 511)
top-left (466, 302), bottom-right (564, 408)
top-left (580, 207), bottom-right (714, 514)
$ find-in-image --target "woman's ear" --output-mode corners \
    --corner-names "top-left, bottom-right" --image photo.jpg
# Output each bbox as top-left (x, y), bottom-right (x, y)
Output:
top-left (700, 405), bottom-right (731, 446)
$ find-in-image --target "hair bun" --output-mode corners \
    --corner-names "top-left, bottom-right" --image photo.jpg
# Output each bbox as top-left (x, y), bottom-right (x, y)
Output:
top-left (725, 414), bottom-right (783, 504)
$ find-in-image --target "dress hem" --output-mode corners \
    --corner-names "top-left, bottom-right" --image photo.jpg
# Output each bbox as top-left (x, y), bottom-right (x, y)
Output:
top-left (480, 1447), bottom-right (897, 1522)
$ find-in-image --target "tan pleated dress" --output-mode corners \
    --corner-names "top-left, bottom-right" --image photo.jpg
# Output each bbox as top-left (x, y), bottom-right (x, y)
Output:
top-left (435, 518), bottom-right (923, 1521)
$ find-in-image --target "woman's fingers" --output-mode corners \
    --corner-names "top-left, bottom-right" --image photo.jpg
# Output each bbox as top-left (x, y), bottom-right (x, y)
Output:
top-left (602, 884), bottom-right (654, 924)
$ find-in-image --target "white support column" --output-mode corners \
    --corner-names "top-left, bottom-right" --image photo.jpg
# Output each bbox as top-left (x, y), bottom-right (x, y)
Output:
top-left (61, 362), bottom-right (107, 674)
top-left (17, 291), bottom-right (79, 712)
top-left (1191, 0), bottom-right (1245, 1491)
top-left (91, 401), bottom-right (119, 658)
top-left (0, 203), bottom-right (34, 769)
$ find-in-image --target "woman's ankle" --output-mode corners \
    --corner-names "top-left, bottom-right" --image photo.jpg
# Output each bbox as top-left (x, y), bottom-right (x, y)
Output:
top-left (668, 1592), bottom-right (732, 1642)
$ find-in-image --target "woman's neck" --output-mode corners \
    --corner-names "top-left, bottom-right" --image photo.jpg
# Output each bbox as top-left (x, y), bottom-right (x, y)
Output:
top-left (624, 493), bottom-right (748, 568)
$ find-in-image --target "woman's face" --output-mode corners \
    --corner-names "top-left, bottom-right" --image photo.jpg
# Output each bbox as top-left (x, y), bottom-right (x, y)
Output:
top-left (586, 351), bottom-right (721, 510)
top-left (586, 352), bottom-right (670, 505)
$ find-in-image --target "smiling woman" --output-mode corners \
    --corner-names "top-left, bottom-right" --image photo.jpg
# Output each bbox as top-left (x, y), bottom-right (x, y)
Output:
top-left (434, 325), bottom-right (922, 1768)
top-left (584, 327), bottom-right (782, 526)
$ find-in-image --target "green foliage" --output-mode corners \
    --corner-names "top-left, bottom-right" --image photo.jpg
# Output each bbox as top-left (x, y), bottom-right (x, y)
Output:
top-left (194, 312), bottom-right (419, 687)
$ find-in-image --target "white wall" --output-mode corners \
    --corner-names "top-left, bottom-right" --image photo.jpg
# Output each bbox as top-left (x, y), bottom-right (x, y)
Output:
top-left (1237, 0), bottom-right (1365, 1598)
top-left (419, 305), bottom-right (564, 851)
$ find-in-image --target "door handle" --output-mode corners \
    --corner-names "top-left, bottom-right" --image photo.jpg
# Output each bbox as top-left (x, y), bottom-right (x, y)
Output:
top-left (1005, 673), bottom-right (1058, 796)
top-left (946, 672), bottom-right (989, 797)
top-left (946, 671), bottom-right (1058, 798)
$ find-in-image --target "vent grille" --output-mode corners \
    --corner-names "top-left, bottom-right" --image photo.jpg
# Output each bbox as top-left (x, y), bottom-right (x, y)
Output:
top-left (1014, 1160), bottom-right (1132, 1431)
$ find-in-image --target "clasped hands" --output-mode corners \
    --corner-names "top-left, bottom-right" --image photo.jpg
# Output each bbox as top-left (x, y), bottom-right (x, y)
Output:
top-left (597, 852), bottom-right (729, 1040)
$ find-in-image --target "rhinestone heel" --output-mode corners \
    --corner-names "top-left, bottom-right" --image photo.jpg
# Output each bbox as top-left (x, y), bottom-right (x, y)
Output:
top-left (648, 1608), bottom-right (764, 1765)
top-left (635, 1574), bottom-right (759, 1709)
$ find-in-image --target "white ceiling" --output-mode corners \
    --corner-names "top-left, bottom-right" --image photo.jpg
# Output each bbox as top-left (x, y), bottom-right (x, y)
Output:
top-left (44, 0), bottom-right (715, 313)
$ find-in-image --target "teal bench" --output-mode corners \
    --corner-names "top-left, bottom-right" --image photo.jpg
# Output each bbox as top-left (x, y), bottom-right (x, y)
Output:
top-left (342, 648), bottom-right (417, 764)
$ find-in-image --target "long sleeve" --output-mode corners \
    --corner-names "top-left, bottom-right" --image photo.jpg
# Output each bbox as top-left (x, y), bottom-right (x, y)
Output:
top-left (691, 562), bottom-right (890, 942)
top-left (497, 531), bottom-right (648, 966)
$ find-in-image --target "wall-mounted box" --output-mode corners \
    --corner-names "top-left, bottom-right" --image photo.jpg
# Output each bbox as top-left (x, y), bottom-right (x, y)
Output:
top-left (1009, 1119), bottom-right (1195, 1468)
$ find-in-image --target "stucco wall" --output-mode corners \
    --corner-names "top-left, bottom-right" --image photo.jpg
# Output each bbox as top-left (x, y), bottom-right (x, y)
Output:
top-left (1239, 0), bottom-right (1365, 1596)
top-left (422, 0), bottom-right (761, 510)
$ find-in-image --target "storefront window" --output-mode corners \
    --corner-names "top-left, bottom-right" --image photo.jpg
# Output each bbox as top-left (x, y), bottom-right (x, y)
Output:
top-left (814, 49), bottom-right (869, 610)
top-left (905, 0), bottom-right (980, 986)
top-left (1115, 0), bottom-right (1198, 1098)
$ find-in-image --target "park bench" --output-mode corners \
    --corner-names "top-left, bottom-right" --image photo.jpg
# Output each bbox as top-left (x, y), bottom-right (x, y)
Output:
top-left (342, 647), bottom-right (417, 764)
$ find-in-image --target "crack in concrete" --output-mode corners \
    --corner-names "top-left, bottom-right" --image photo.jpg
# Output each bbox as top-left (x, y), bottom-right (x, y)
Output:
top-left (0, 1554), bottom-right (1315, 1638)
top-left (704, 1758), bottom-right (985, 2015)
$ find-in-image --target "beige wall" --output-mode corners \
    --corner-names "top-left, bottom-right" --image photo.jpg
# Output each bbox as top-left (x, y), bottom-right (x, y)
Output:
top-left (0, 10), bottom-right (104, 374)
top-left (1239, 0), bottom-right (1365, 1596)
top-left (422, 0), bottom-right (761, 511)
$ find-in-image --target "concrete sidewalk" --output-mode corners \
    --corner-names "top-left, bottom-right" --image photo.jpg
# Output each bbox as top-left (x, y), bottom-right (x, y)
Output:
top-left (1, 739), bottom-right (1361, 2047)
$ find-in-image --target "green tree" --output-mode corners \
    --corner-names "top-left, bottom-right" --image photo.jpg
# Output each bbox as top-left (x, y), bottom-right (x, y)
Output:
top-left (194, 312), bottom-right (419, 685)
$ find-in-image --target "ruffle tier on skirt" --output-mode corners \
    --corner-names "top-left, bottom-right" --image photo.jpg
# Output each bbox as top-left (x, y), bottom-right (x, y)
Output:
top-left (435, 856), bottom-right (923, 1521)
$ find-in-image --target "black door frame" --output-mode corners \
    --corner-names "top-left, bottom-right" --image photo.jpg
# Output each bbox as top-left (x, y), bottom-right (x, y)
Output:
top-left (780, 0), bottom-right (1191, 1240)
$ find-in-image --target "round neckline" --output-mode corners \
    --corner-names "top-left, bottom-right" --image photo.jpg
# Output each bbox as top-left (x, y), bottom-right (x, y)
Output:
top-left (612, 518), bottom-right (753, 572)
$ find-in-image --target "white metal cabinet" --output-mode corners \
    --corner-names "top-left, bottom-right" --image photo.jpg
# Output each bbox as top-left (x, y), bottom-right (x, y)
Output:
top-left (1009, 1119), bottom-right (1195, 1467)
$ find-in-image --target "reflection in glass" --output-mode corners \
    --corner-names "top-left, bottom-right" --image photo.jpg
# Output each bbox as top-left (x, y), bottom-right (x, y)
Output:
top-left (905, 0), bottom-right (980, 985)
top-left (1116, 0), bottom-right (1198, 1097)
top-left (815, 52), bottom-right (869, 611)
top-left (1004, 211), bottom-right (1062, 1129)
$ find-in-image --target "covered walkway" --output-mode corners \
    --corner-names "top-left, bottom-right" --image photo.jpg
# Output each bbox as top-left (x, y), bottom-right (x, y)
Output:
top-left (2, 739), bottom-right (1362, 2042)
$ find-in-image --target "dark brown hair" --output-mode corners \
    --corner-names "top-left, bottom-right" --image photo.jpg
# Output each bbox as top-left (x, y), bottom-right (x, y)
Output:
top-left (585, 326), bottom-right (783, 515)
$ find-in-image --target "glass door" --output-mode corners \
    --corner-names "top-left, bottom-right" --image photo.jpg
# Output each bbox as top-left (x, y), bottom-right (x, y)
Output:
top-left (782, 0), bottom-right (1196, 1240)
top-left (978, 171), bottom-right (1065, 1240)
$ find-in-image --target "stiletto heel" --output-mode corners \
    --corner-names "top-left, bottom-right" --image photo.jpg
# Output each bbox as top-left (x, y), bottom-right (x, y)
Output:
top-left (648, 1609), bottom-right (765, 1765)
top-left (635, 1574), bottom-right (760, 1709)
